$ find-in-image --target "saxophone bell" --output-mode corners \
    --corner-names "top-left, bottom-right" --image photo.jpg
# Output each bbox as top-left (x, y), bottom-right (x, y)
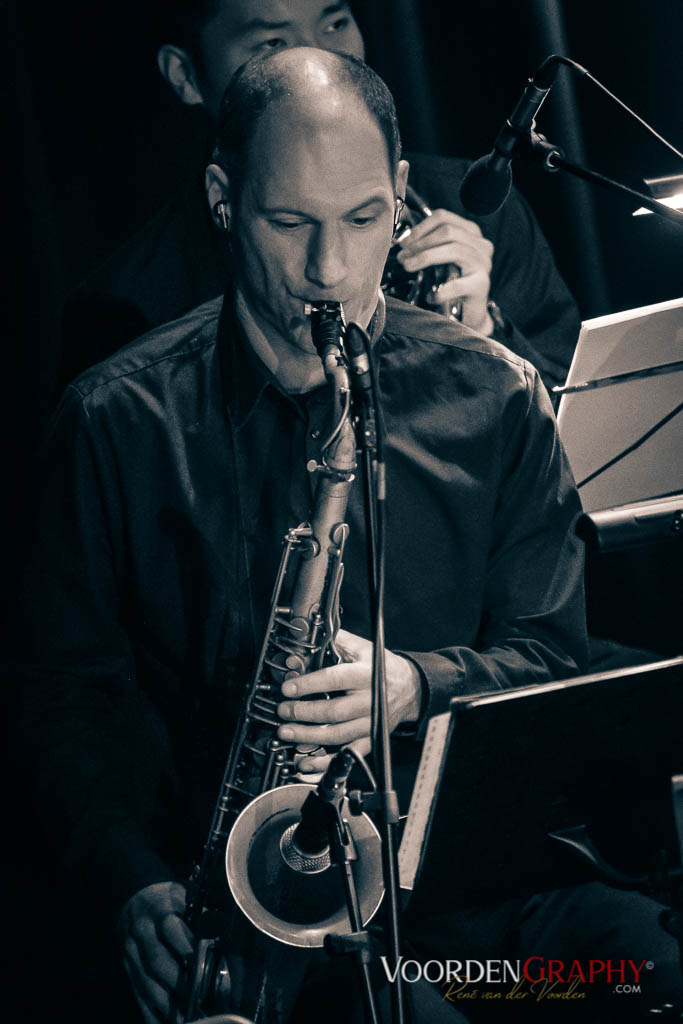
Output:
top-left (225, 781), bottom-right (383, 948)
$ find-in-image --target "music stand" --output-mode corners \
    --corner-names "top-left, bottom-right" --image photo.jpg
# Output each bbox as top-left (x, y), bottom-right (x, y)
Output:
top-left (399, 658), bottom-right (683, 913)
top-left (555, 297), bottom-right (683, 552)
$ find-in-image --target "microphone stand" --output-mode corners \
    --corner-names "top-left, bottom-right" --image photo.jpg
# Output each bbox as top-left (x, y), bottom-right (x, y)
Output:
top-left (524, 131), bottom-right (683, 227)
top-left (461, 54), bottom-right (683, 228)
top-left (312, 749), bottom-right (382, 1024)
top-left (343, 322), bottom-right (406, 1024)
top-left (511, 56), bottom-right (683, 226)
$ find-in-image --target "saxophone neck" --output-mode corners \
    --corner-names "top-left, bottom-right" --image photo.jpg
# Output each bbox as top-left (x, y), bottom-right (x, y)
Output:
top-left (306, 301), bottom-right (356, 476)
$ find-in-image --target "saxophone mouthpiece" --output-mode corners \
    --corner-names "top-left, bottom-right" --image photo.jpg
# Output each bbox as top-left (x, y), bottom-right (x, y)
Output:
top-left (303, 300), bottom-right (346, 326)
top-left (307, 302), bottom-right (347, 368)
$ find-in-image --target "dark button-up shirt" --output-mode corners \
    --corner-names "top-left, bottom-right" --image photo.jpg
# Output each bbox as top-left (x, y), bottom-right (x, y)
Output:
top-left (12, 293), bottom-right (587, 922)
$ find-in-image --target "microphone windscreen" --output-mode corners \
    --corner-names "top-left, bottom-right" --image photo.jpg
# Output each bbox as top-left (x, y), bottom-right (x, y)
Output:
top-left (459, 154), bottom-right (513, 216)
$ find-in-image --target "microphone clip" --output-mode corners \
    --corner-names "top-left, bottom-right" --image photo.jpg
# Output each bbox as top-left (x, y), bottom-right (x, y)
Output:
top-left (525, 130), bottom-right (565, 172)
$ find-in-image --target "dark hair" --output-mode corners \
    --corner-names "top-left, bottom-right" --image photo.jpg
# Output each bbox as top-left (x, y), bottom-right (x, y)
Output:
top-left (214, 51), bottom-right (402, 203)
top-left (149, 0), bottom-right (220, 67)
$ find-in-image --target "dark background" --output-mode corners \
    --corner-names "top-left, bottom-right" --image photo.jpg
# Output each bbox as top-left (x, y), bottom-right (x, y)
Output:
top-left (4, 0), bottom-right (682, 624)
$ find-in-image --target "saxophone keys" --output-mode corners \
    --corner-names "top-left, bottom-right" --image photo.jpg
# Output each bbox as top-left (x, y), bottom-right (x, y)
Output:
top-left (284, 653), bottom-right (306, 674)
top-left (292, 744), bottom-right (327, 782)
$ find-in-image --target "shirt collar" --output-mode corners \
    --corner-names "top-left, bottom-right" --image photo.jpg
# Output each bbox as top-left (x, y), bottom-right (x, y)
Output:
top-left (220, 288), bottom-right (387, 429)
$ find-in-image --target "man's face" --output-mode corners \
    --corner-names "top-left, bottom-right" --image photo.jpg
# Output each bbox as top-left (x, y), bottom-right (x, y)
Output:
top-left (197, 1), bottom-right (364, 116)
top-left (231, 93), bottom-right (397, 376)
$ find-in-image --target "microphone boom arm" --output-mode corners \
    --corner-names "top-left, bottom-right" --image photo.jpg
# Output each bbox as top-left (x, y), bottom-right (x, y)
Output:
top-left (526, 132), bottom-right (683, 227)
top-left (460, 53), bottom-right (683, 221)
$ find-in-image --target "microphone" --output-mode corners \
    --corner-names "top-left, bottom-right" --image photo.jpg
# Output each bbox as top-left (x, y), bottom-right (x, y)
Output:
top-left (460, 57), bottom-right (561, 216)
top-left (346, 323), bottom-right (373, 400)
top-left (280, 747), bottom-right (355, 874)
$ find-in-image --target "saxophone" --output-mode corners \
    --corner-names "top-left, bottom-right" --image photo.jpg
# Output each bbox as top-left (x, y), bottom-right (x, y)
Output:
top-left (382, 183), bottom-right (463, 321)
top-left (174, 302), bottom-right (383, 1024)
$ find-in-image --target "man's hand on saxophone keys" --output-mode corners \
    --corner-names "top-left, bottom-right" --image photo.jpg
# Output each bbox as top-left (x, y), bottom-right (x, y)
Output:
top-left (277, 628), bottom-right (422, 775)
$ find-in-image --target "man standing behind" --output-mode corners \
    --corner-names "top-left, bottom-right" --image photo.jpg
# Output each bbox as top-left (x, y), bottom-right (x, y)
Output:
top-left (61, 0), bottom-right (579, 395)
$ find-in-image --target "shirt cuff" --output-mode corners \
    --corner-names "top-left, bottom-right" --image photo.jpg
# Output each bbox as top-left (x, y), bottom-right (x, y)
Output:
top-left (393, 649), bottom-right (471, 741)
top-left (388, 649), bottom-right (427, 738)
top-left (396, 649), bottom-right (511, 742)
top-left (398, 650), bottom-right (462, 740)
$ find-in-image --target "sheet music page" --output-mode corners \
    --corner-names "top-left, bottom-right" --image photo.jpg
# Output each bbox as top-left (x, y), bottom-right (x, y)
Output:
top-left (398, 710), bottom-right (452, 891)
top-left (557, 297), bottom-right (683, 512)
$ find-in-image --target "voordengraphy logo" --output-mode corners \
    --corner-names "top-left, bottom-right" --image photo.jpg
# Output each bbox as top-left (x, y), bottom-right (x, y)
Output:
top-left (379, 956), bottom-right (659, 1008)
top-left (378, 958), bottom-right (649, 986)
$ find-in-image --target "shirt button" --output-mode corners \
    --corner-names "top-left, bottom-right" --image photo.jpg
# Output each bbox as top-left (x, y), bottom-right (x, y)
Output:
top-left (310, 428), bottom-right (321, 439)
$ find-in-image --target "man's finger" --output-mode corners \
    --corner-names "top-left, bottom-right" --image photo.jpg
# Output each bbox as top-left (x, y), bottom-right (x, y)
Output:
top-left (128, 917), bottom-right (182, 990)
top-left (279, 690), bottom-right (370, 724)
top-left (159, 912), bottom-right (194, 959)
top-left (399, 240), bottom-right (492, 274)
top-left (399, 220), bottom-right (487, 255)
top-left (402, 208), bottom-right (483, 241)
top-left (140, 940), bottom-right (182, 992)
top-left (427, 270), bottom-right (491, 303)
top-left (334, 628), bottom-right (372, 661)
top-left (278, 716), bottom-right (371, 746)
top-left (296, 736), bottom-right (372, 775)
top-left (281, 660), bottom-right (370, 698)
top-left (126, 959), bottom-right (170, 1024)
top-left (296, 751), bottom-right (333, 774)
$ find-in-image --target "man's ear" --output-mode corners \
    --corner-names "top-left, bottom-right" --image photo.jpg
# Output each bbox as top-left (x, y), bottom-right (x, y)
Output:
top-left (206, 163), bottom-right (232, 229)
top-left (157, 45), bottom-right (205, 107)
top-left (395, 159), bottom-right (410, 204)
